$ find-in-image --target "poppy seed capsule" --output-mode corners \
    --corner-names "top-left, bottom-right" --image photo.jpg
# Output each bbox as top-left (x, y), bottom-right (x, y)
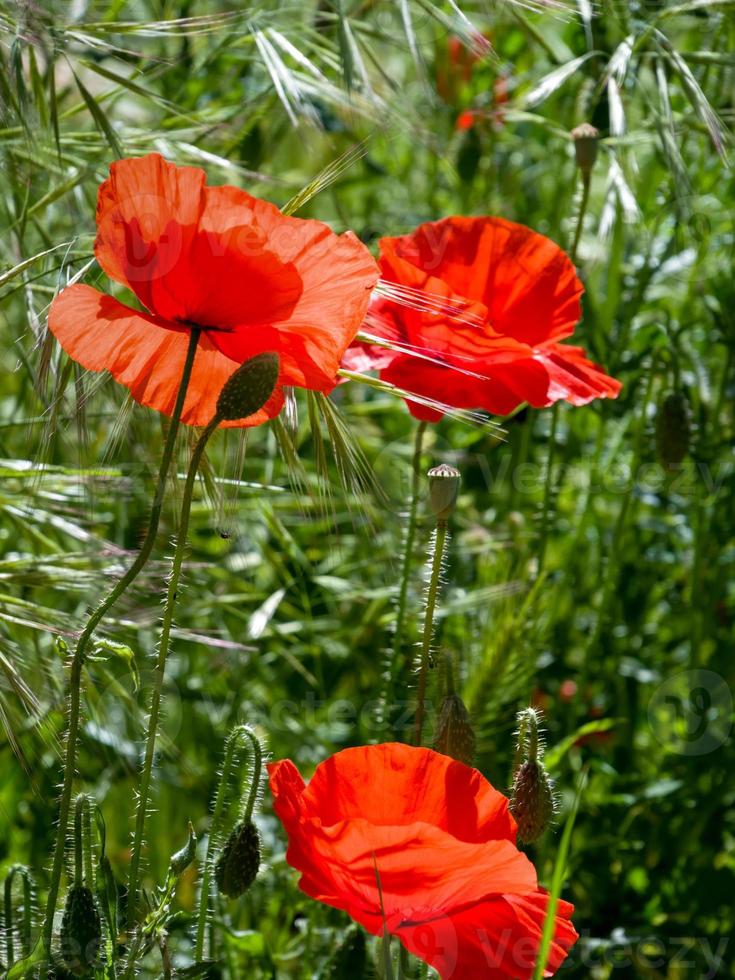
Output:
top-left (216, 352), bottom-right (279, 422)
top-left (509, 760), bottom-right (555, 844)
top-left (59, 885), bottom-right (102, 976)
top-left (655, 391), bottom-right (690, 469)
top-left (434, 693), bottom-right (476, 766)
top-left (571, 123), bottom-right (600, 176)
top-left (427, 464), bottom-right (461, 522)
top-left (215, 820), bottom-right (261, 899)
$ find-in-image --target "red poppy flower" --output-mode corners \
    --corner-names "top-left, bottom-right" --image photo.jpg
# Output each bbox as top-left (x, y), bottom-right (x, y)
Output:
top-left (268, 743), bottom-right (577, 978)
top-left (48, 154), bottom-right (378, 426)
top-left (344, 216), bottom-right (620, 421)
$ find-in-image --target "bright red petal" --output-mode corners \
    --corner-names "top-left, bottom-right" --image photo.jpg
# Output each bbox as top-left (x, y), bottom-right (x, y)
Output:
top-left (48, 284), bottom-right (283, 427)
top-left (537, 344), bottom-right (622, 404)
top-left (271, 744), bottom-right (515, 844)
top-left (382, 217), bottom-right (583, 347)
top-left (207, 192), bottom-right (379, 391)
top-left (394, 892), bottom-right (578, 979)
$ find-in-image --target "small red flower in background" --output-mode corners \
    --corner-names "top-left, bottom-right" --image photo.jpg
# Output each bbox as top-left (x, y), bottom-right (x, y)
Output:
top-left (269, 743), bottom-right (577, 978)
top-left (344, 216), bottom-right (620, 421)
top-left (49, 155), bottom-right (378, 426)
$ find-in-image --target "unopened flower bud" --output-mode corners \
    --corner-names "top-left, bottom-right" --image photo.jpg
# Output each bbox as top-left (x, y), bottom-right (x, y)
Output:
top-left (325, 924), bottom-right (367, 979)
top-left (655, 391), bottom-right (690, 469)
top-left (215, 820), bottom-right (261, 898)
top-left (60, 885), bottom-right (102, 975)
top-left (509, 759), bottom-right (556, 843)
top-left (216, 352), bottom-right (279, 422)
top-left (169, 822), bottom-right (197, 876)
top-left (434, 693), bottom-right (476, 765)
top-left (571, 123), bottom-right (600, 176)
top-left (428, 464), bottom-right (461, 522)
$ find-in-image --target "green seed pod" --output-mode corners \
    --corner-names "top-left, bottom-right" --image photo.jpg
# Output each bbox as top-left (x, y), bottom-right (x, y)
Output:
top-left (216, 352), bottom-right (279, 422)
top-left (509, 760), bottom-right (556, 843)
top-left (570, 123), bottom-right (600, 176)
top-left (59, 885), bottom-right (102, 976)
top-left (434, 693), bottom-right (476, 766)
top-left (655, 391), bottom-right (690, 469)
top-left (325, 924), bottom-right (367, 979)
top-left (427, 464), bottom-right (461, 522)
top-left (214, 821), bottom-right (261, 899)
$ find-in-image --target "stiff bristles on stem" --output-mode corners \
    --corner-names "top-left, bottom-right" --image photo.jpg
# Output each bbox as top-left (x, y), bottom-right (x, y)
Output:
top-left (42, 328), bottom-right (201, 957)
top-left (126, 411), bottom-right (221, 925)
top-left (412, 520), bottom-right (449, 747)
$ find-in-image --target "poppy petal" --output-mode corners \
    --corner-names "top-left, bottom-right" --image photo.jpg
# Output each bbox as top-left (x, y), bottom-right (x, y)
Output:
top-left (270, 744), bottom-right (515, 844)
top-left (382, 217), bottom-right (583, 347)
top-left (536, 344), bottom-right (622, 404)
top-left (47, 284), bottom-right (284, 427)
top-left (394, 892), bottom-right (577, 979)
top-left (207, 198), bottom-right (379, 392)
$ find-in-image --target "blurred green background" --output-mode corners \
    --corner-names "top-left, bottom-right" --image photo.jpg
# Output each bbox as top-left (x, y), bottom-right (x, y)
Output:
top-left (1, 1), bottom-right (733, 976)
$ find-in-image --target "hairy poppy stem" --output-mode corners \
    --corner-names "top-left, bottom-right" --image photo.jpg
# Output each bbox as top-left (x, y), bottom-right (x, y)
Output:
top-left (127, 412), bottom-right (221, 927)
top-left (537, 171), bottom-right (590, 575)
top-left (43, 328), bottom-right (201, 956)
top-left (413, 520), bottom-right (448, 746)
top-left (382, 420), bottom-right (426, 737)
top-left (194, 726), bottom-right (261, 961)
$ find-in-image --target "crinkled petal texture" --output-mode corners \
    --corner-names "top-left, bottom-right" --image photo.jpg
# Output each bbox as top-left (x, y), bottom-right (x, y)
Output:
top-left (49, 154), bottom-right (378, 423)
top-left (348, 216), bottom-right (620, 419)
top-left (48, 285), bottom-right (283, 427)
top-left (268, 743), bottom-right (577, 979)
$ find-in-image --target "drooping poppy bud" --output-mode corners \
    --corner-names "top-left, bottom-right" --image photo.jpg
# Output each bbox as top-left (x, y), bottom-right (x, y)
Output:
top-left (571, 123), bottom-right (600, 177)
top-left (434, 692), bottom-right (476, 766)
top-left (509, 707), bottom-right (556, 843)
top-left (427, 464), bottom-right (461, 522)
top-left (59, 885), bottom-right (102, 976)
top-left (216, 351), bottom-right (280, 422)
top-left (214, 820), bottom-right (261, 898)
top-left (655, 391), bottom-right (690, 469)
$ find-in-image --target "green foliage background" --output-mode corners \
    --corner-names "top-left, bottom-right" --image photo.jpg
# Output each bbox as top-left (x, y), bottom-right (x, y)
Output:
top-left (0, 0), bottom-right (733, 976)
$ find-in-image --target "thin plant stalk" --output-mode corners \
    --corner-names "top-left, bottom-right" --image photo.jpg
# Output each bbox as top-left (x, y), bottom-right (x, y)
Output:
top-left (43, 328), bottom-right (201, 953)
top-left (536, 171), bottom-right (590, 575)
top-left (194, 726), bottom-right (262, 961)
top-left (382, 420), bottom-right (426, 736)
top-left (412, 519), bottom-right (448, 746)
top-left (127, 413), bottom-right (220, 924)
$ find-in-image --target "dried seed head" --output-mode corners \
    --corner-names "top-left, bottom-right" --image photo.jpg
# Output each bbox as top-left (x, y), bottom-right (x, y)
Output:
top-left (509, 760), bottom-right (556, 843)
top-left (655, 391), bottom-right (690, 469)
top-left (434, 693), bottom-right (476, 766)
top-left (571, 123), bottom-right (600, 176)
top-left (216, 352), bottom-right (279, 422)
top-left (59, 885), bottom-right (102, 976)
top-left (215, 820), bottom-right (261, 899)
top-left (427, 464), bottom-right (461, 522)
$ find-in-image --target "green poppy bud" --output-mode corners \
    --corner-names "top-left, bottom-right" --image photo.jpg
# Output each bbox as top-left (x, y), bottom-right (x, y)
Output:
top-left (215, 820), bottom-right (261, 899)
top-left (216, 352), bottom-right (279, 422)
top-left (59, 885), bottom-right (102, 976)
top-left (434, 693), bottom-right (476, 766)
top-left (571, 123), bottom-right (600, 176)
top-left (427, 464), bottom-right (461, 522)
top-left (509, 759), bottom-right (556, 843)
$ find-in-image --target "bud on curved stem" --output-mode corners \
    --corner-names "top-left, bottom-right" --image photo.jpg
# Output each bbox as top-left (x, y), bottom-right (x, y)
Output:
top-left (195, 725), bottom-right (265, 960)
top-left (4, 865), bottom-right (35, 964)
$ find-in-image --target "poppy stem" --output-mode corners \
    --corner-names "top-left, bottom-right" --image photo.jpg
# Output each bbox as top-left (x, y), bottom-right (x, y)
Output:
top-left (413, 519), bottom-right (448, 746)
top-left (382, 420), bottom-right (427, 737)
top-left (536, 170), bottom-right (591, 576)
top-left (42, 328), bottom-right (201, 957)
top-left (127, 412), bottom-right (221, 929)
top-left (194, 725), bottom-right (260, 961)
